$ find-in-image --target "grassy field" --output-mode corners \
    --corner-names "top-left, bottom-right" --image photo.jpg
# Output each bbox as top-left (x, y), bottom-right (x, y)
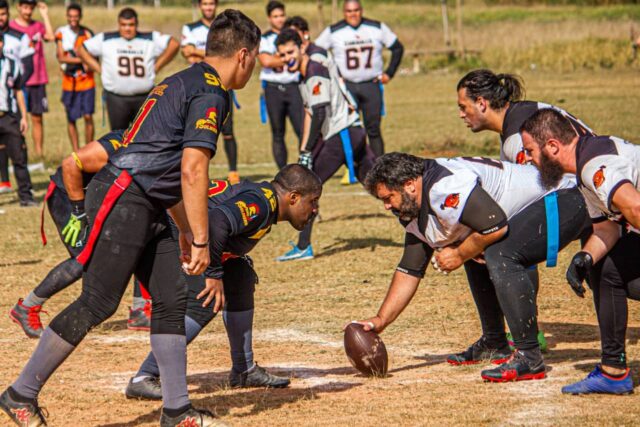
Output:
top-left (1, 2), bottom-right (640, 426)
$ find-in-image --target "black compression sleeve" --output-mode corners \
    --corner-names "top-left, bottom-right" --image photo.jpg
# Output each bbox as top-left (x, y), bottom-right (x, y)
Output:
top-left (21, 56), bottom-right (34, 86)
top-left (397, 232), bottom-right (434, 278)
top-left (304, 104), bottom-right (327, 152)
top-left (459, 185), bottom-right (508, 235)
top-left (204, 208), bottom-right (232, 279)
top-left (385, 40), bottom-right (404, 79)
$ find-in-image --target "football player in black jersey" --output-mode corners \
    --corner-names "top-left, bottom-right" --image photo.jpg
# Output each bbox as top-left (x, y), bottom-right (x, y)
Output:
top-left (125, 164), bottom-right (321, 399)
top-left (1, 11), bottom-right (260, 427)
top-left (521, 108), bottom-right (637, 395)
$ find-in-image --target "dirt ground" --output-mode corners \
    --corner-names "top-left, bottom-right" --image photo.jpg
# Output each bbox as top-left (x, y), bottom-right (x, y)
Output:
top-left (1, 160), bottom-right (639, 426)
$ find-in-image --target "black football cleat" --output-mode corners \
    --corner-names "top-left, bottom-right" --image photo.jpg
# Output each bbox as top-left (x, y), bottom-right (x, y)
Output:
top-left (481, 350), bottom-right (546, 382)
top-left (447, 337), bottom-right (511, 366)
top-left (160, 407), bottom-right (226, 427)
top-left (125, 377), bottom-right (162, 401)
top-left (229, 363), bottom-right (290, 388)
top-left (0, 388), bottom-right (48, 426)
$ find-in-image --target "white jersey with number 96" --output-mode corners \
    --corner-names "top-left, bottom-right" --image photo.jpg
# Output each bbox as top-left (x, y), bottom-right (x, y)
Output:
top-left (83, 31), bottom-right (170, 96)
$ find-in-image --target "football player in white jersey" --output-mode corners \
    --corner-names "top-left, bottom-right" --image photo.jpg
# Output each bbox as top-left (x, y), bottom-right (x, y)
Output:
top-left (315, 0), bottom-right (404, 158)
top-left (181, 0), bottom-right (241, 184)
top-left (78, 7), bottom-right (179, 130)
top-left (258, 1), bottom-right (303, 170)
top-left (521, 108), bottom-right (638, 395)
top-left (352, 152), bottom-right (590, 383)
top-left (274, 29), bottom-right (375, 261)
top-left (456, 69), bottom-right (594, 165)
top-left (0, 0), bottom-right (33, 194)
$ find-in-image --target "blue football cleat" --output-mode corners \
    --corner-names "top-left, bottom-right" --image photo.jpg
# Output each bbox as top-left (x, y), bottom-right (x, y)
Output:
top-left (275, 242), bottom-right (314, 262)
top-left (562, 365), bottom-right (634, 395)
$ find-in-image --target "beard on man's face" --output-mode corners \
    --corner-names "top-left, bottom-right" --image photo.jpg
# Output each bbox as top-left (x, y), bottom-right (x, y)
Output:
top-left (538, 150), bottom-right (565, 190)
top-left (392, 190), bottom-right (420, 222)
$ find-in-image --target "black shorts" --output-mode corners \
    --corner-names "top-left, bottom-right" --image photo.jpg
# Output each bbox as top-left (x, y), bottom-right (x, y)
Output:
top-left (25, 84), bottom-right (48, 114)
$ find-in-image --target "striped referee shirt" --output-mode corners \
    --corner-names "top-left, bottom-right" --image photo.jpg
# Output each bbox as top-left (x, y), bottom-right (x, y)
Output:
top-left (0, 55), bottom-right (23, 114)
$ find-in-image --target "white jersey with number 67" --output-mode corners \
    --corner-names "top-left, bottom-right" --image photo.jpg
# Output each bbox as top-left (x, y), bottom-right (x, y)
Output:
top-left (315, 18), bottom-right (398, 83)
top-left (83, 31), bottom-right (170, 96)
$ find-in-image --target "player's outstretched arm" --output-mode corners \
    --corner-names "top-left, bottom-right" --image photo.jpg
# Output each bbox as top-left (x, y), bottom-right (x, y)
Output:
top-left (258, 52), bottom-right (284, 68)
top-left (352, 271), bottom-right (421, 334)
top-left (181, 146), bottom-right (211, 276)
top-left (77, 45), bottom-right (101, 74)
top-left (155, 37), bottom-right (180, 73)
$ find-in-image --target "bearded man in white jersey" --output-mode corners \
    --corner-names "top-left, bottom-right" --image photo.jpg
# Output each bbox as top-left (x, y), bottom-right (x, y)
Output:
top-left (353, 153), bottom-right (590, 383)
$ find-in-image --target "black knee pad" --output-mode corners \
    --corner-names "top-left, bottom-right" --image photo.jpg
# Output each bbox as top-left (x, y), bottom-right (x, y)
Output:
top-left (223, 257), bottom-right (258, 312)
top-left (628, 279), bottom-right (640, 301)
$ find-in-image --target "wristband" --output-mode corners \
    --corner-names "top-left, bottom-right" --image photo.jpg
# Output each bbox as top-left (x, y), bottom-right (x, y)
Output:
top-left (192, 240), bottom-right (209, 248)
top-left (71, 152), bottom-right (84, 171)
top-left (70, 199), bottom-right (85, 215)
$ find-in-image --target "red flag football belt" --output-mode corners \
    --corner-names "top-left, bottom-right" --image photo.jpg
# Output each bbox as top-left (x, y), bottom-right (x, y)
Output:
top-left (40, 180), bottom-right (58, 245)
top-left (76, 169), bottom-right (133, 266)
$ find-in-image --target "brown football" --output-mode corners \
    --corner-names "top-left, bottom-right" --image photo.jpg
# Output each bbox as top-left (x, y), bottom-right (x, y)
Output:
top-left (343, 323), bottom-right (388, 377)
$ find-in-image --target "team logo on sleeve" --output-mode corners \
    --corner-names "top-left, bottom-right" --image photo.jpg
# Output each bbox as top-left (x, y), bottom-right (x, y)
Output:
top-left (440, 193), bottom-right (460, 210)
top-left (195, 108), bottom-right (219, 133)
top-left (109, 138), bottom-right (122, 151)
top-left (516, 149), bottom-right (527, 165)
top-left (593, 166), bottom-right (606, 189)
top-left (312, 82), bottom-right (322, 96)
top-left (208, 180), bottom-right (229, 197)
top-left (150, 84), bottom-right (168, 97)
top-left (236, 201), bottom-right (260, 226)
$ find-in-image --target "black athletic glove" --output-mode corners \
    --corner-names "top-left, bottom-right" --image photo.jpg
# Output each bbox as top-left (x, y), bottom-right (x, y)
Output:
top-left (298, 151), bottom-right (313, 170)
top-left (566, 251), bottom-right (593, 298)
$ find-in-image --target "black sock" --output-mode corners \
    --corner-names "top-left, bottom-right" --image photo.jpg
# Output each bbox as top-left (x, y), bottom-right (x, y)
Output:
top-left (297, 220), bottom-right (313, 249)
top-left (8, 387), bottom-right (36, 405)
top-left (163, 403), bottom-right (192, 418)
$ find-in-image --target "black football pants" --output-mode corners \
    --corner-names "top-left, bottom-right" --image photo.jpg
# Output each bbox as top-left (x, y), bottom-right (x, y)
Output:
top-left (49, 166), bottom-right (187, 345)
top-left (297, 126), bottom-right (375, 249)
top-left (469, 188), bottom-right (590, 356)
top-left (588, 231), bottom-right (640, 369)
top-left (345, 80), bottom-right (384, 157)
top-left (105, 91), bottom-right (148, 131)
top-left (264, 82), bottom-right (303, 169)
top-left (0, 114), bottom-right (34, 202)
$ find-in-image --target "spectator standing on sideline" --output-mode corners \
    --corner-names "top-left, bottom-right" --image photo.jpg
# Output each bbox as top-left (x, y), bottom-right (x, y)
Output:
top-left (55, 3), bottom-right (95, 152)
top-left (10, 0), bottom-right (54, 161)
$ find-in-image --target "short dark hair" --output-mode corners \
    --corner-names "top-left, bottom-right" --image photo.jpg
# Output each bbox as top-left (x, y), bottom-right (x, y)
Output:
top-left (520, 108), bottom-right (578, 148)
top-left (364, 152), bottom-right (425, 194)
top-left (118, 7), bottom-right (138, 22)
top-left (457, 69), bottom-right (524, 110)
top-left (285, 16), bottom-right (309, 32)
top-left (275, 28), bottom-right (302, 48)
top-left (266, 1), bottom-right (285, 16)
top-left (0, 0), bottom-right (8, 12)
top-left (198, 0), bottom-right (218, 4)
top-left (272, 164), bottom-right (322, 196)
top-left (206, 9), bottom-right (261, 57)
top-left (67, 3), bottom-right (82, 16)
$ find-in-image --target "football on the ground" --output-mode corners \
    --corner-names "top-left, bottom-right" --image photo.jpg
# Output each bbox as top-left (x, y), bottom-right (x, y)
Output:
top-left (343, 322), bottom-right (388, 377)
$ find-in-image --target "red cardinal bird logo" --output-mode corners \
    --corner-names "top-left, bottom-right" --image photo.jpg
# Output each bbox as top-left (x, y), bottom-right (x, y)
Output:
top-left (516, 149), bottom-right (527, 165)
top-left (440, 193), bottom-right (460, 210)
top-left (593, 165), bottom-right (606, 189)
top-left (312, 82), bottom-right (322, 95)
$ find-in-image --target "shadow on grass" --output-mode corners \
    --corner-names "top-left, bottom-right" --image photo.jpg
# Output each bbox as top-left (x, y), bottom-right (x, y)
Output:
top-left (387, 353), bottom-right (450, 374)
top-left (316, 237), bottom-right (403, 258)
top-left (96, 370), bottom-right (361, 427)
top-left (98, 318), bottom-right (130, 333)
top-left (320, 212), bottom-right (389, 223)
top-left (0, 258), bottom-right (42, 267)
top-left (540, 321), bottom-right (640, 346)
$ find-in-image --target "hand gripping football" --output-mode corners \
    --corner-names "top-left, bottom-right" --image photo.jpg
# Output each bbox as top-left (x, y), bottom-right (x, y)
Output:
top-left (344, 323), bottom-right (388, 377)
